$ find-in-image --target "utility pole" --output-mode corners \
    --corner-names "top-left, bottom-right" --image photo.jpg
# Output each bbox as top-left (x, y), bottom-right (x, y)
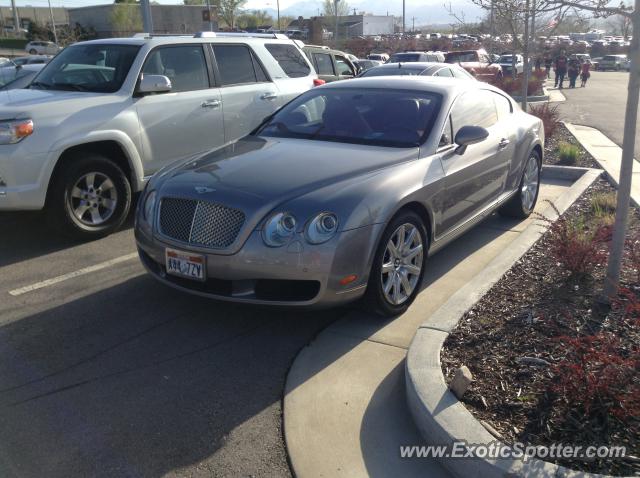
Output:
top-left (520, 0), bottom-right (530, 110)
top-left (604, 0), bottom-right (640, 299)
top-left (402, 0), bottom-right (406, 33)
top-left (48, 0), bottom-right (58, 44)
top-left (140, 0), bottom-right (153, 34)
top-left (412, 16), bottom-right (415, 32)
top-left (205, 0), bottom-right (213, 31)
top-left (10, 0), bottom-right (20, 37)
top-left (334, 0), bottom-right (339, 45)
top-left (277, 0), bottom-right (281, 31)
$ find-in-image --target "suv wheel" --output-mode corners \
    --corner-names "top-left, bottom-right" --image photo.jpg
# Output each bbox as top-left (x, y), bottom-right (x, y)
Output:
top-left (364, 211), bottom-right (427, 317)
top-left (46, 153), bottom-right (132, 240)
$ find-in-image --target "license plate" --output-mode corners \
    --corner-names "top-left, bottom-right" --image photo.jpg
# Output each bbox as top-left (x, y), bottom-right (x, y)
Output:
top-left (165, 248), bottom-right (206, 281)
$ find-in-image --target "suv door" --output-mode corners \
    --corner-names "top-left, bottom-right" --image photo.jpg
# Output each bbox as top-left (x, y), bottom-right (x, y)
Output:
top-left (311, 51), bottom-right (337, 82)
top-left (334, 54), bottom-right (356, 80)
top-left (135, 44), bottom-right (224, 174)
top-left (439, 90), bottom-right (508, 233)
top-left (211, 44), bottom-right (280, 143)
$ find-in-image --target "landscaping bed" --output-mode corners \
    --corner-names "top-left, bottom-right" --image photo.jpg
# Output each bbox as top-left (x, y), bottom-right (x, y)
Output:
top-left (544, 123), bottom-right (600, 169)
top-left (441, 177), bottom-right (639, 476)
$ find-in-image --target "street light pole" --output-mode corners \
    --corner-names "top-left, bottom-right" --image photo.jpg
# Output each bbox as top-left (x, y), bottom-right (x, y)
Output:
top-left (140, 0), bottom-right (153, 34)
top-left (334, 0), bottom-right (339, 45)
top-left (48, 0), bottom-right (58, 44)
top-left (402, 0), bottom-right (406, 33)
top-left (10, 0), bottom-right (20, 37)
top-left (205, 0), bottom-right (213, 31)
top-left (521, 0), bottom-right (530, 110)
top-left (277, 0), bottom-right (281, 31)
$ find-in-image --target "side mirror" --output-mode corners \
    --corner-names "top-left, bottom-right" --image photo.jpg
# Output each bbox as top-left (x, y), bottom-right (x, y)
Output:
top-left (454, 125), bottom-right (489, 155)
top-left (137, 74), bottom-right (172, 94)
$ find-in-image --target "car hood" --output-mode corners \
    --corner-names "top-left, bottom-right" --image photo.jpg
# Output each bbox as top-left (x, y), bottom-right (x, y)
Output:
top-left (154, 135), bottom-right (419, 234)
top-left (0, 88), bottom-right (111, 118)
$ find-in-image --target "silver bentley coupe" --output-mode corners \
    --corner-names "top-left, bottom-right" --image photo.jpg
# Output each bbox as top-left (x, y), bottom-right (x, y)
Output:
top-left (135, 77), bottom-right (543, 317)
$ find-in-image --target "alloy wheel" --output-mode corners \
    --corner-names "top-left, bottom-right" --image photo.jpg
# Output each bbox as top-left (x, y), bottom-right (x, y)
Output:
top-left (381, 223), bottom-right (424, 305)
top-left (68, 172), bottom-right (118, 226)
top-left (521, 155), bottom-right (540, 212)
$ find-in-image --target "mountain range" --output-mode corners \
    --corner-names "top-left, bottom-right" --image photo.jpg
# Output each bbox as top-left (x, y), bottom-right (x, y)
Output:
top-left (259, 0), bottom-right (486, 28)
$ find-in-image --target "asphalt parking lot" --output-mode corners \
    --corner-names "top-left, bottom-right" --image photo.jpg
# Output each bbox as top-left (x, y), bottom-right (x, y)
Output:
top-left (0, 207), bottom-right (348, 477)
top-left (555, 70), bottom-right (640, 157)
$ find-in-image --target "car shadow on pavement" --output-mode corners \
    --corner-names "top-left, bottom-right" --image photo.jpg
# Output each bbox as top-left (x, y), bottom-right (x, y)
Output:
top-left (0, 273), bottom-right (343, 477)
top-left (0, 204), bottom-right (137, 268)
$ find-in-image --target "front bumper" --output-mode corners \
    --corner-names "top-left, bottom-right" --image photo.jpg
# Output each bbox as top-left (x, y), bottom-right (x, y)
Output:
top-left (135, 223), bottom-right (383, 308)
top-left (0, 146), bottom-right (51, 210)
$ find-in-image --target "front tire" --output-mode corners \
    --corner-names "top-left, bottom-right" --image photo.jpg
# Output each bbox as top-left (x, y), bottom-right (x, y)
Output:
top-left (499, 150), bottom-right (541, 219)
top-left (364, 211), bottom-right (428, 317)
top-left (46, 154), bottom-right (132, 240)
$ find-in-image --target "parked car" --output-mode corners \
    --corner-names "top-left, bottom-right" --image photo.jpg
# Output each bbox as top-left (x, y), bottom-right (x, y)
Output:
top-left (445, 49), bottom-right (503, 81)
top-left (5, 55), bottom-right (52, 67)
top-left (359, 62), bottom-right (475, 80)
top-left (0, 64), bottom-right (44, 90)
top-left (0, 33), bottom-right (318, 239)
top-left (25, 41), bottom-right (60, 55)
top-left (135, 77), bottom-right (543, 316)
top-left (497, 54), bottom-right (524, 76)
top-left (353, 58), bottom-right (382, 72)
top-left (368, 53), bottom-right (389, 62)
top-left (598, 54), bottom-right (628, 71)
top-left (303, 44), bottom-right (357, 82)
top-left (388, 51), bottom-right (446, 63)
top-left (0, 57), bottom-right (11, 68)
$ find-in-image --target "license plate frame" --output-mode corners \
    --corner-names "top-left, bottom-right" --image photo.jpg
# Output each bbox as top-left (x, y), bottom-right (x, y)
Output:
top-left (165, 248), bottom-right (206, 282)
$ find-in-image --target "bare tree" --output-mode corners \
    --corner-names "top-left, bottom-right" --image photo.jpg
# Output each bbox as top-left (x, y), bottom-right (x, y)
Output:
top-left (216, 0), bottom-right (247, 29)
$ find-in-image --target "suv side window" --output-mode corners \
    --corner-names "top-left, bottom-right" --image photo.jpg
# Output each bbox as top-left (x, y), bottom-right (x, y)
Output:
top-left (143, 45), bottom-right (209, 92)
top-left (335, 55), bottom-right (354, 76)
top-left (265, 43), bottom-right (310, 78)
top-left (450, 91), bottom-right (498, 138)
top-left (313, 52), bottom-right (334, 75)
top-left (213, 44), bottom-right (268, 86)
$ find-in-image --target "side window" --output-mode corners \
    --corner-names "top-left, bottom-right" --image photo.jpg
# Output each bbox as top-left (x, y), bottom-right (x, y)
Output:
top-left (492, 92), bottom-right (512, 120)
top-left (439, 116), bottom-right (454, 147)
top-left (435, 68), bottom-right (453, 77)
top-left (335, 55), bottom-right (354, 76)
top-left (451, 67), bottom-right (471, 79)
top-left (313, 53), bottom-right (335, 75)
top-left (213, 44), bottom-right (265, 86)
top-left (450, 91), bottom-right (498, 138)
top-left (265, 43), bottom-right (311, 78)
top-left (143, 45), bottom-right (209, 92)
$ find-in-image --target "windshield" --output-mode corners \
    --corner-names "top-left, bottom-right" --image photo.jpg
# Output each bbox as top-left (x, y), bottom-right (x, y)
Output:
top-left (256, 88), bottom-right (442, 148)
top-left (30, 44), bottom-right (140, 93)
top-left (445, 52), bottom-right (477, 63)
top-left (361, 67), bottom-right (424, 77)
top-left (389, 53), bottom-right (421, 62)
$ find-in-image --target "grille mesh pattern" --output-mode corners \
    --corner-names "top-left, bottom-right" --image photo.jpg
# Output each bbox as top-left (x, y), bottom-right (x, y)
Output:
top-left (159, 197), bottom-right (245, 249)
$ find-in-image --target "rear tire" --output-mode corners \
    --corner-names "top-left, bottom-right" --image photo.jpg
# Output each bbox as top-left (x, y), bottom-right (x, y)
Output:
top-left (46, 153), bottom-right (132, 240)
top-left (499, 150), bottom-right (541, 219)
top-left (29, 49), bottom-right (37, 54)
top-left (363, 210), bottom-right (428, 318)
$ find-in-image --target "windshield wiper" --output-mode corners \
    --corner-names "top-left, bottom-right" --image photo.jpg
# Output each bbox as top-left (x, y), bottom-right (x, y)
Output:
top-left (29, 81), bottom-right (51, 89)
top-left (50, 83), bottom-right (90, 92)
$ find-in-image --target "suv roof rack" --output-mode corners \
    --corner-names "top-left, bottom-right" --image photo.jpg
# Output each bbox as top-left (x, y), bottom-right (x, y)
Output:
top-left (303, 44), bottom-right (330, 49)
top-left (209, 32), bottom-right (289, 39)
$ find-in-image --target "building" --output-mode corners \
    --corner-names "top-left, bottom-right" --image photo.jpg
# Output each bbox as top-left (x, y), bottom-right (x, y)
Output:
top-left (289, 14), bottom-right (394, 39)
top-left (0, 6), bottom-right (68, 31)
top-left (69, 4), bottom-right (218, 38)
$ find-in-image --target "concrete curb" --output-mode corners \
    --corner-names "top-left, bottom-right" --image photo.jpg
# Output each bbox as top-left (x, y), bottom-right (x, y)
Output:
top-left (404, 166), bottom-right (627, 478)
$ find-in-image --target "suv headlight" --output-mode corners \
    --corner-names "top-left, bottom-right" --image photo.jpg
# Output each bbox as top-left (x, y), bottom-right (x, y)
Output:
top-left (0, 119), bottom-right (33, 144)
top-left (143, 190), bottom-right (157, 223)
top-left (262, 212), bottom-right (297, 247)
top-left (305, 212), bottom-right (338, 244)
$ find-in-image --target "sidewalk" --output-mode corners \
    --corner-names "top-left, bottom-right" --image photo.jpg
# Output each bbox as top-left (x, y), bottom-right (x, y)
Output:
top-left (284, 174), bottom-right (576, 478)
top-left (565, 123), bottom-right (640, 206)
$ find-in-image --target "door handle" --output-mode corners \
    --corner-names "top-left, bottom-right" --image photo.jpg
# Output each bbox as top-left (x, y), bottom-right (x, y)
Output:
top-left (260, 92), bottom-right (278, 100)
top-left (498, 138), bottom-right (510, 149)
top-left (201, 99), bottom-right (221, 108)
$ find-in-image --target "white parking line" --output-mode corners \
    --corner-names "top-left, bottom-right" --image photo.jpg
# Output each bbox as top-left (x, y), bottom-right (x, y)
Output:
top-left (8, 252), bottom-right (139, 297)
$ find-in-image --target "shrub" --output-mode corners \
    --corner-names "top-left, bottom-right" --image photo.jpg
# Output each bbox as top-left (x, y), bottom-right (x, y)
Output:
top-left (591, 192), bottom-right (617, 227)
top-left (528, 102), bottom-right (560, 140)
top-left (629, 234), bottom-right (640, 283)
top-left (491, 75), bottom-right (544, 96)
top-left (540, 208), bottom-right (611, 275)
top-left (551, 332), bottom-right (640, 422)
top-left (557, 142), bottom-right (580, 165)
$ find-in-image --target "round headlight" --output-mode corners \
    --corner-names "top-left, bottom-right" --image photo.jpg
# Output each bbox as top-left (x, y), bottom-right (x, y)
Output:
top-left (262, 212), bottom-right (297, 247)
top-left (143, 190), bottom-right (157, 222)
top-left (305, 212), bottom-right (339, 244)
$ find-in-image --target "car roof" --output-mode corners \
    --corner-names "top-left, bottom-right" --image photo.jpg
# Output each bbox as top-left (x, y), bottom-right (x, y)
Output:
top-left (71, 34), bottom-right (299, 48)
top-left (319, 75), bottom-right (491, 97)
top-left (369, 61), bottom-right (450, 71)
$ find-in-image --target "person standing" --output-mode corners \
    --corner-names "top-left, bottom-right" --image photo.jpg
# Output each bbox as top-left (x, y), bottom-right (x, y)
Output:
top-left (554, 50), bottom-right (568, 89)
top-left (568, 58), bottom-right (580, 88)
top-left (580, 60), bottom-right (591, 87)
top-left (544, 51), bottom-right (553, 79)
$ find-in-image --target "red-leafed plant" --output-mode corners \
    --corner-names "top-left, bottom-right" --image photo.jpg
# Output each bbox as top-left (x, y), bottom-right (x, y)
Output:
top-left (529, 102), bottom-right (561, 141)
top-left (541, 212), bottom-right (612, 276)
top-left (551, 332), bottom-right (640, 422)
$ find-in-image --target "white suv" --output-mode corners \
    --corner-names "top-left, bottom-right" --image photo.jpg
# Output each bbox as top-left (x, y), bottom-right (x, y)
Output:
top-left (25, 41), bottom-right (61, 55)
top-left (0, 33), bottom-right (317, 238)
